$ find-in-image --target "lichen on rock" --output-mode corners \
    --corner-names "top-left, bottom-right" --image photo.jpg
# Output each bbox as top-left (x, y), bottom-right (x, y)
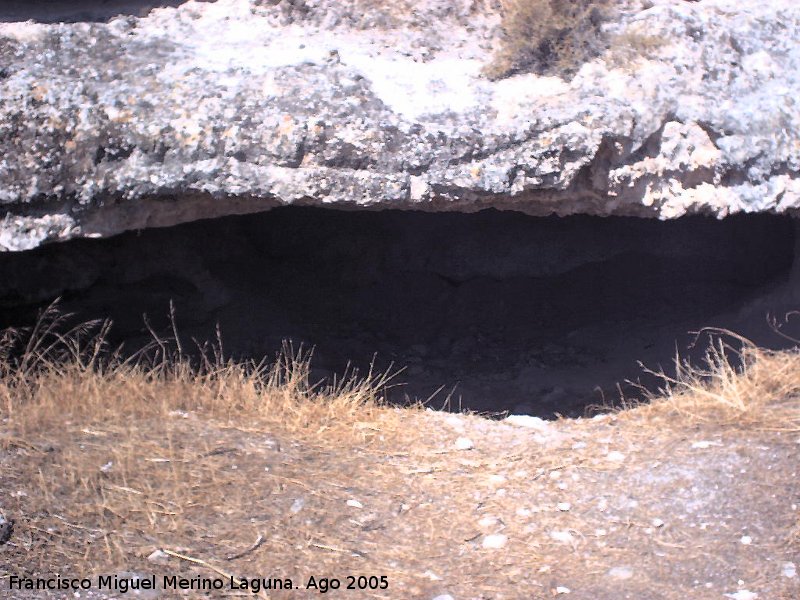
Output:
top-left (0, 0), bottom-right (798, 249)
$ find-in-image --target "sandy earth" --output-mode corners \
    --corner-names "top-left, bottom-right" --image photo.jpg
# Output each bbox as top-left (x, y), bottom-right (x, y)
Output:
top-left (2, 405), bottom-right (798, 599)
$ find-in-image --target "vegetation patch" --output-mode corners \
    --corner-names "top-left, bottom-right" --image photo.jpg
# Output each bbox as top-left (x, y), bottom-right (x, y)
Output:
top-left (484, 0), bottom-right (616, 79)
top-left (1, 309), bottom-right (799, 599)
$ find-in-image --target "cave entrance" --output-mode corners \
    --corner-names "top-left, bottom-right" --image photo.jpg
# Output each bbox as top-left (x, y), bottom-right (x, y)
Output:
top-left (1, 208), bottom-right (798, 417)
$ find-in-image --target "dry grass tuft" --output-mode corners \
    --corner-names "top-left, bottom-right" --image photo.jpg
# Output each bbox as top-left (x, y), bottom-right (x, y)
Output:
top-left (630, 330), bottom-right (800, 430)
top-left (484, 0), bottom-right (615, 79)
top-left (0, 302), bottom-right (400, 441)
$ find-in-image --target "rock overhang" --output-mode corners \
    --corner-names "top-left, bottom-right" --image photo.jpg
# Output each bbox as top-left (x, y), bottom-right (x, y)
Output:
top-left (0, 0), bottom-right (799, 252)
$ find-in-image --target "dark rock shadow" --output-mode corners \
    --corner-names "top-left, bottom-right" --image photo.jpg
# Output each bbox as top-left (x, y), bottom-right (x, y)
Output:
top-left (0, 0), bottom-right (215, 23)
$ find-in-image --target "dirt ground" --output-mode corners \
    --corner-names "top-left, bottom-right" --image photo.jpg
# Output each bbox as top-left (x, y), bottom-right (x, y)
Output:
top-left (1, 379), bottom-right (799, 599)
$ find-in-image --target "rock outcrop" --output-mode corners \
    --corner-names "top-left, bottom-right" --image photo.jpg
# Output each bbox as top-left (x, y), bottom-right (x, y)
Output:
top-left (0, 0), bottom-right (798, 250)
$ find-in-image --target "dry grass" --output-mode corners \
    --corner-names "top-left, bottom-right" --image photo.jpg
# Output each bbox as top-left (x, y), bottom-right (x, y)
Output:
top-left (630, 330), bottom-right (800, 431)
top-left (0, 304), bottom-right (400, 441)
top-left (1, 309), bottom-right (799, 598)
top-left (484, 0), bottom-right (615, 79)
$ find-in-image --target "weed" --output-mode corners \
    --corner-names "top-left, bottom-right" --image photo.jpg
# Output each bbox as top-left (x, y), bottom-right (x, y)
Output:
top-left (484, 0), bottom-right (615, 79)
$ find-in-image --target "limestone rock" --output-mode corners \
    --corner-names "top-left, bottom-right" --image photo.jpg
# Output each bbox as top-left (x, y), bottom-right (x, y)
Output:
top-left (0, 0), bottom-right (798, 250)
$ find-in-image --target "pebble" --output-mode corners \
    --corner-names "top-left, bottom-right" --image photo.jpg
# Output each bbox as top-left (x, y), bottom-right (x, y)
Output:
top-left (290, 498), bottom-right (305, 513)
top-left (505, 415), bottom-right (550, 431)
top-left (147, 549), bottom-right (169, 564)
top-left (346, 499), bottom-right (363, 509)
top-left (739, 535), bottom-right (752, 545)
top-left (651, 518), bottom-right (665, 528)
top-left (691, 440), bottom-right (722, 449)
top-left (482, 534), bottom-right (508, 549)
top-left (724, 591), bottom-right (758, 600)
top-left (550, 530), bottom-right (574, 544)
top-left (556, 502), bottom-right (571, 512)
top-left (478, 516), bottom-right (500, 529)
top-left (782, 562), bottom-right (796, 578)
top-left (554, 586), bottom-right (571, 594)
top-left (606, 451), bottom-right (626, 462)
top-left (431, 595), bottom-right (453, 600)
top-left (607, 566), bottom-right (634, 580)
top-left (454, 437), bottom-right (474, 451)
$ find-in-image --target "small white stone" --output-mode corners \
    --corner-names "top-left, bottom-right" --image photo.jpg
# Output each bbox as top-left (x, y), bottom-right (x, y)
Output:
top-left (346, 499), bottom-right (363, 509)
top-left (290, 498), bottom-right (305, 513)
top-left (482, 534), bottom-right (508, 549)
top-left (595, 528), bottom-right (607, 536)
top-left (147, 549), bottom-right (169, 564)
top-left (550, 530), bottom-right (574, 544)
top-left (557, 502), bottom-right (571, 512)
top-left (740, 535), bottom-right (752, 545)
top-left (724, 591), bottom-right (758, 600)
top-left (782, 562), bottom-right (796, 578)
top-left (488, 474), bottom-right (506, 485)
top-left (478, 516), bottom-right (500, 528)
top-left (425, 571), bottom-right (443, 581)
top-left (571, 441), bottom-right (587, 450)
top-left (505, 415), bottom-right (550, 431)
top-left (651, 518), bottom-right (665, 528)
top-left (555, 586), bottom-right (571, 594)
top-left (607, 566), bottom-right (634, 580)
top-left (691, 440), bottom-right (721, 449)
top-left (454, 437), bottom-right (474, 451)
top-left (431, 595), bottom-right (453, 600)
top-left (100, 461), bottom-right (114, 473)
top-left (606, 451), bottom-right (626, 462)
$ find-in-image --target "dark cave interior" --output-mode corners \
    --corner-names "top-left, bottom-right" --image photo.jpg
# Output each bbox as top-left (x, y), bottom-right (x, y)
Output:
top-left (1, 207), bottom-right (798, 417)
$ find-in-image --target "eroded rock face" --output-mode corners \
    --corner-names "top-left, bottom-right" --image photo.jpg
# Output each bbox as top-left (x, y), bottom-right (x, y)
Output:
top-left (0, 0), bottom-right (799, 250)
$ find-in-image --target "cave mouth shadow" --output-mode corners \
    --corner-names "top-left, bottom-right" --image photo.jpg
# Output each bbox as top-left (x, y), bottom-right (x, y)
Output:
top-left (0, 207), bottom-right (798, 418)
top-left (0, 0), bottom-right (215, 24)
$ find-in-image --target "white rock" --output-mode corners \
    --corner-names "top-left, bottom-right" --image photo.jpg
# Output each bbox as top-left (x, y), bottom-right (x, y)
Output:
top-left (606, 451), bottom-right (626, 462)
top-left (550, 530), bottom-right (574, 544)
top-left (724, 591), bottom-right (758, 600)
top-left (739, 535), bottom-right (752, 545)
top-left (607, 566), bottom-right (634, 580)
top-left (431, 595), bottom-right (453, 600)
top-left (782, 562), bottom-right (796, 578)
top-left (346, 499), bottom-right (363, 508)
top-left (482, 534), bottom-right (508, 549)
top-left (147, 549), bottom-right (169, 564)
top-left (505, 415), bottom-right (550, 431)
top-left (554, 586), bottom-right (571, 595)
top-left (691, 440), bottom-right (722, 449)
top-left (556, 502), bottom-right (571, 512)
top-left (454, 437), bottom-right (474, 451)
top-left (478, 516), bottom-right (500, 528)
top-left (651, 518), bottom-right (665, 528)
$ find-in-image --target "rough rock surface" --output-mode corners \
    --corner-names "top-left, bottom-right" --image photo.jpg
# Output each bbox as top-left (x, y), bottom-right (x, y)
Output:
top-left (0, 0), bottom-right (799, 250)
